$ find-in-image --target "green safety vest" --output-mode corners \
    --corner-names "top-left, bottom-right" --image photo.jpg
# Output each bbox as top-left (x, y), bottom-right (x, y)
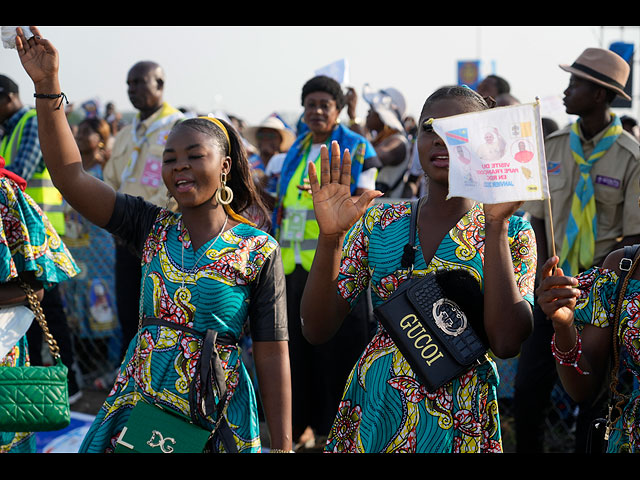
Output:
top-left (0, 109), bottom-right (65, 234)
top-left (279, 149), bottom-right (322, 275)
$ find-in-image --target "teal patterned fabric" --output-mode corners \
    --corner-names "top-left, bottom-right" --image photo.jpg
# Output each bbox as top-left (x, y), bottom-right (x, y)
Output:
top-left (79, 210), bottom-right (281, 453)
top-left (573, 267), bottom-right (640, 453)
top-left (326, 201), bottom-right (536, 453)
top-left (0, 177), bottom-right (79, 287)
top-left (0, 176), bottom-right (79, 453)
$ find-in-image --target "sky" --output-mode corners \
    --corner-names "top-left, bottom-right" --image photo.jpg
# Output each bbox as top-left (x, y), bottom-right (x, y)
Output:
top-left (1, 26), bottom-right (638, 130)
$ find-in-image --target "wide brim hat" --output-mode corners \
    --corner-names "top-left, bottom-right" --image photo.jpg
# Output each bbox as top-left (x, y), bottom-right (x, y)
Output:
top-left (560, 47), bottom-right (631, 101)
top-left (362, 84), bottom-right (407, 133)
top-left (244, 114), bottom-right (297, 152)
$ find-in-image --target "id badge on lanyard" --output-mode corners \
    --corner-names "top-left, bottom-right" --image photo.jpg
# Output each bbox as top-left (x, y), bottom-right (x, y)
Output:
top-left (281, 143), bottom-right (322, 242)
top-left (282, 209), bottom-right (307, 242)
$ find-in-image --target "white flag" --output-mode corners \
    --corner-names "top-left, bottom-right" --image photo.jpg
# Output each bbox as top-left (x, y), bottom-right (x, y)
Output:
top-left (315, 58), bottom-right (350, 85)
top-left (431, 101), bottom-right (549, 204)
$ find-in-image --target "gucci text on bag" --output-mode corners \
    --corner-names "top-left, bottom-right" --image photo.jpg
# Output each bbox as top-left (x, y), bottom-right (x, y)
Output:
top-left (375, 272), bottom-right (488, 393)
top-left (398, 296), bottom-right (471, 366)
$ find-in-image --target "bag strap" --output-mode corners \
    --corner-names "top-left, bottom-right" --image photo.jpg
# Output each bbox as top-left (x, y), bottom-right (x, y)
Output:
top-left (188, 329), bottom-right (238, 453)
top-left (136, 261), bottom-right (239, 453)
top-left (610, 244), bottom-right (640, 359)
top-left (19, 281), bottom-right (61, 362)
top-left (400, 199), bottom-right (420, 273)
top-left (612, 244), bottom-right (640, 307)
top-left (605, 243), bottom-right (640, 437)
top-left (142, 316), bottom-right (236, 346)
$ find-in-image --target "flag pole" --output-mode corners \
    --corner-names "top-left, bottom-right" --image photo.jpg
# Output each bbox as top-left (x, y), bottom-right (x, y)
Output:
top-left (546, 197), bottom-right (557, 274)
top-left (535, 96), bottom-right (557, 274)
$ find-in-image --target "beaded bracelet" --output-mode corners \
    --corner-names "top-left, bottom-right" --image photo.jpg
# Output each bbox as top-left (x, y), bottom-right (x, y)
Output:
top-left (269, 448), bottom-right (294, 453)
top-left (34, 92), bottom-right (69, 110)
top-left (551, 330), bottom-right (590, 375)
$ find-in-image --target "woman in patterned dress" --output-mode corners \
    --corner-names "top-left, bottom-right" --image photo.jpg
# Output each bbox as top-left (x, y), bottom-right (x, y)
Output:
top-left (14, 27), bottom-right (292, 453)
top-left (0, 160), bottom-right (80, 453)
top-left (300, 86), bottom-right (537, 452)
top-left (537, 250), bottom-right (640, 452)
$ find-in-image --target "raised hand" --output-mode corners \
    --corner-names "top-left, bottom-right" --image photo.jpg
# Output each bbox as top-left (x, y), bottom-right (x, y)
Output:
top-left (535, 256), bottom-right (581, 328)
top-left (307, 140), bottom-right (381, 238)
top-left (14, 26), bottom-right (59, 86)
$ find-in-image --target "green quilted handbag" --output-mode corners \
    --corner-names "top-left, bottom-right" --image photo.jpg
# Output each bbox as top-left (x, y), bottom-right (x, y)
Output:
top-left (0, 282), bottom-right (70, 432)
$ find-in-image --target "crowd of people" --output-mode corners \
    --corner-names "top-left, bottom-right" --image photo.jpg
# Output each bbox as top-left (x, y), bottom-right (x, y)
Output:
top-left (1, 26), bottom-right (640, 454)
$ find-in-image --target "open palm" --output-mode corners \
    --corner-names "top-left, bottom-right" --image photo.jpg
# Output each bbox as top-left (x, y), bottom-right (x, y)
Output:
top-left (308, 141), bottom-right (381, 238)
top-left (14, 26), bottom-right (59, 86)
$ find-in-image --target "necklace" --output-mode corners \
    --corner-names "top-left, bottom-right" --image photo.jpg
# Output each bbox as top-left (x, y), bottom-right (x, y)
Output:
top-left (180, 214), bottom-right (229, 289)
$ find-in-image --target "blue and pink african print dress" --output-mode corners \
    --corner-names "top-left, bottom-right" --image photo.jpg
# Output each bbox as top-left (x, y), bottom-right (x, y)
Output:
top-left (79, 195), bottom-right (287, 453)
top-left (326, 201), bottom-right (536, 453)
top-left (0, 176), bottom-right (79, 453)
top-left (573, 266), bottom-right (640, 453)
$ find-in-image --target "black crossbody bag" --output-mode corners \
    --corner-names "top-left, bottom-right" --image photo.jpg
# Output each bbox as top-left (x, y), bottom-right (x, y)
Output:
top-left (373, 200), bottom-right (489, 392)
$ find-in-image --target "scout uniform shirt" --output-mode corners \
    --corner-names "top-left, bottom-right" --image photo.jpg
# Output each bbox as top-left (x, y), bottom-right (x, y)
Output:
top-left (103, 102), bottom-right (183, 208)
top-left (524, 122), bottom-right (640, 267)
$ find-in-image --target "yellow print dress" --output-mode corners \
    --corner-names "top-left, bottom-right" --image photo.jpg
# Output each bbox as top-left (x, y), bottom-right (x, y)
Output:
top-left (326, 202), bottom-right (536, 453)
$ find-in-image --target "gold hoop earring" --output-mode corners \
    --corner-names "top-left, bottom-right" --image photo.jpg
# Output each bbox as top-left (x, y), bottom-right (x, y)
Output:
top-left (216, 172), bottom-right (234, 205)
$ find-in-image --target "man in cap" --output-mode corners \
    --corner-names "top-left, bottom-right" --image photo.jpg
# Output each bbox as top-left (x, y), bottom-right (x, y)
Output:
top-left (0, 73), bottom-right (81, 402)
top-left (516, 47), bottom-right (640, 452)
top-left (102, 61), bottom-right (184, 354)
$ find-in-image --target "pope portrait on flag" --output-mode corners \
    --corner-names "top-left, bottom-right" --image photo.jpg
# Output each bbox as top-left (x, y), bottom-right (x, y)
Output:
top-left (430, 101), bottom-right (550, 204)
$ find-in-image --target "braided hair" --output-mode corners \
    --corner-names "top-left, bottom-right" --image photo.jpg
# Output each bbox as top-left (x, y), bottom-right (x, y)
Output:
top-left (421, 85), bottom-right (492, 117)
